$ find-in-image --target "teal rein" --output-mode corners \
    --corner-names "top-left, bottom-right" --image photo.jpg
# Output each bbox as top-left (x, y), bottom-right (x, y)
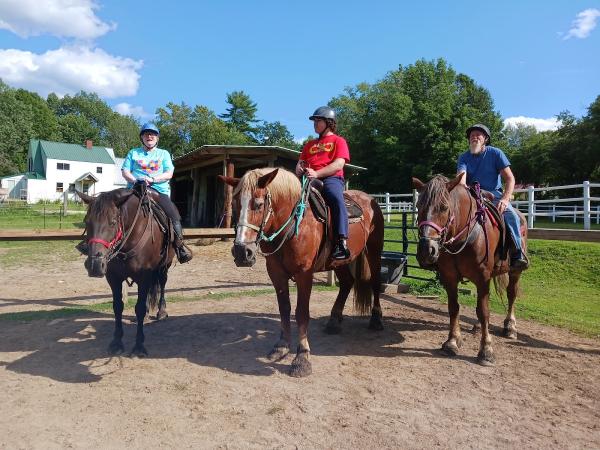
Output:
top-left (260, 175), bottom-right (310, 243)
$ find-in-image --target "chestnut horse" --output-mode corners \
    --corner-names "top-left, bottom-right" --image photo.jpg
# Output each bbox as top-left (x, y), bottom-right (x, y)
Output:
top-left (412, 173), bottom-right (527, 366)
top-left (78, 187), bottom-right (174, 356)
top-left (220, 168), bottom-right (384, 377)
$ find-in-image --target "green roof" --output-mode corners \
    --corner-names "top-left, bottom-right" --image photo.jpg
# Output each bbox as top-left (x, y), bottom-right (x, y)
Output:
top-left (33, 139), bottom-right (115, 164)
top-left (24, 171), bottom-right (45, 180)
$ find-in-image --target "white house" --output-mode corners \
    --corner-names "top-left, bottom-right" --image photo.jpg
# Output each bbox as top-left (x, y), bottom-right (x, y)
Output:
top-left (0, 139), bottom-right (127, 203)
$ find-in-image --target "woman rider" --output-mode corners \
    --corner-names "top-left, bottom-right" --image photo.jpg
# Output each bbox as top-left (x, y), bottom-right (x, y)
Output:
top-left (295, 106), bottom-right (351, 260)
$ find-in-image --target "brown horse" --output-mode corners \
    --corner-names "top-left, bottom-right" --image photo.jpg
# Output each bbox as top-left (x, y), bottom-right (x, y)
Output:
top-left (412, 173), bottom-right (528, 366)
top-left (220, 168), bottom-right (385, 377)
top-left (78, 187), bottom-right (174, 356)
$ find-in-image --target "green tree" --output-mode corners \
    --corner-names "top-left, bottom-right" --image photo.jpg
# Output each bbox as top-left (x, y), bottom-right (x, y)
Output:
top-left (331, 58), bottom-right (502, 192)
top-left (155, 102), bottom-right (194, 158)
top-left (14, 89), bottom-right (61, 141)
top-left (105, 114), bottom-right (140, 157)
top-left (190, 105), bottom-right (251, 148)
top-left (0, 81), bottom-right (34, 175)
top-left (255, 121), bottom-right (298, 149)
top-left (219, 90), bottom-right (259, 136)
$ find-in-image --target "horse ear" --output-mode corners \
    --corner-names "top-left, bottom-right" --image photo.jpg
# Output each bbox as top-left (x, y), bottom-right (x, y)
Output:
top-left (412, 177), bottom-right (425, 192)
top-left (446, 173), bottom-right (464, 192)
top-left (218, 175), bottom-right (240, 187)
top-left (257, 169), bottom-right (279, 189)
top-left (76, 190), bottom-right (94, 204)
top-left (114, 189), bottom-right (134, 207)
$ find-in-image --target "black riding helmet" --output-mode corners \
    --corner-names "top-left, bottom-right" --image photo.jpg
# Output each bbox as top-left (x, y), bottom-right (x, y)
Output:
top-left (466, 124), bottom-right (491, 144)
top-left (309, 106), bottom-right (336, 122)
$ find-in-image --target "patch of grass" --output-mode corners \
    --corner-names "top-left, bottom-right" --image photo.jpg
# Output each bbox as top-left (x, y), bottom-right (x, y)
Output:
top-left (0, 240), bottom-right (82, 268)
top-left (0, 203), bottom-right (86, 230)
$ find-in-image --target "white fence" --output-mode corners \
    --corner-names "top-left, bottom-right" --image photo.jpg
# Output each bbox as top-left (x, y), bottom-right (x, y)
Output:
top-left (373, 181), bottom-right (600, 230)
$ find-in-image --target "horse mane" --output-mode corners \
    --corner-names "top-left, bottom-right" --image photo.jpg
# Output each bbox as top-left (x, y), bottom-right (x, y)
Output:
top-left (234, 167), bottom-right (301, 202)
top-left (416, 174), bottom-right (451, 214)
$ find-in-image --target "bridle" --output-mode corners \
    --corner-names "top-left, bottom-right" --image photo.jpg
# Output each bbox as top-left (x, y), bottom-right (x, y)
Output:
top-left (418, 184), bottom-right (486, 256)
top-left (235, 176), bottom-right (310, 256)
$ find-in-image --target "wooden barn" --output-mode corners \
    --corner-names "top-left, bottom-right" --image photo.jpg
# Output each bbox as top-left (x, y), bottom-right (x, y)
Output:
top-left (172, 145), bottom-right (366, 227)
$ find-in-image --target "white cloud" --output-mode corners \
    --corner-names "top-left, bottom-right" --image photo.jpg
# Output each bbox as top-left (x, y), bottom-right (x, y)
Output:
top-left (0, 0), bottom-right (114, 39)
top-left (503, 116), bottom-right (561, 132)
top-left (114, 103), bottom-right (153, 119)
top-left (0, 46), bottom-right (142, 98)
top-left (563, 8), bottom-right (600, 40)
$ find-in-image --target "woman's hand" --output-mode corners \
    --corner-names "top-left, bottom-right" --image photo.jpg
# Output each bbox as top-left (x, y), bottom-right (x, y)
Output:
top-left (497, 198), bottom-right (510, 214)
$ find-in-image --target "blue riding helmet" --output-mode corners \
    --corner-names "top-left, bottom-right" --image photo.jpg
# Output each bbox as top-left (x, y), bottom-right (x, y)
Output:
top-left (140, 122), bottom-right (160, 136)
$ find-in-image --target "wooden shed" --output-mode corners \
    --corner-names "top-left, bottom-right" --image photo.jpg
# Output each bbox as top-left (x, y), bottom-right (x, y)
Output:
top-left (172, 145), bottom-right (366, 227)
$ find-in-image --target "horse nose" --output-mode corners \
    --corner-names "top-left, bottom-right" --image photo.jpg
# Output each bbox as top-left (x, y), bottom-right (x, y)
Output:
top-left (233, 243), bottom-right (257, 267)
top-left (86, 256), bottom-right (106, 278)
top-left (417, 237), bottom-right (439, 266)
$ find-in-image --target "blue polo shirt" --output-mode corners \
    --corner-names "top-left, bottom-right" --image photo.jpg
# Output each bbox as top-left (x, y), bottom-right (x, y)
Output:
top-left (122, 147), bottom-right (174, 196)
top-left (457, 146), bottom-right (510, 198)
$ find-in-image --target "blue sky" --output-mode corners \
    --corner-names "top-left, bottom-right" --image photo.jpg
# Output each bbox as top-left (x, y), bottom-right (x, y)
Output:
top-left (0, 0), bottom-right (599, 139)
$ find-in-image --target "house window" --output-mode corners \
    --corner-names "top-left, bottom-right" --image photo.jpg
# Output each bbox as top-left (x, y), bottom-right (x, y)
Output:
top-left (57, 163), bottom-right (70, 170)
top-left (56, 182), bottom-right (64, 192)
top-left (68, 184), bottom-right (75, 193)
top-left (96, 166), bottom-right (102, 174)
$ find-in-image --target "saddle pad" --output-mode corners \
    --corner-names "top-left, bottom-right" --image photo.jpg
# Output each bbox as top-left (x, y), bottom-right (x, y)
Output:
top-left (308, 188), bottom-right (363, 223)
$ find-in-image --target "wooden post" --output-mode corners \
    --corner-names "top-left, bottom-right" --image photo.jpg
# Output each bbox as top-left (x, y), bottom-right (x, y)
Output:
top-left (223, 158), bottom-right (234, 229)
top-left (191, 168), bottom-right (200, 226)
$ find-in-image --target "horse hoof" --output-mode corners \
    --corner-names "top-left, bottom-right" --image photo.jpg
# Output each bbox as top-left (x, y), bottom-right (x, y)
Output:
top-left (476, 349), bottom-right (495, 366)
top-left (155, 311), bottom-right (168, 321)
top-left (267, 346), bottom-right (289, 362)
top-left (108, 340), bottom-right (124, 355)
top-left (130, 344), bottom-right (148, 357)
top-left (368, 316), bottom-right (384, 331)
top-left (441, 339), bottom-right (460, 356)
top-left (502, 328), bottom-right (517, 340)
top-left (289, 353), bottom-right (312, 378)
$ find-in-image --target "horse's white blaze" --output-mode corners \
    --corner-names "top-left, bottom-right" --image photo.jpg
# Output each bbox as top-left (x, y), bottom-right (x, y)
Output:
top-left (235, 193), bottom-right (257, 245)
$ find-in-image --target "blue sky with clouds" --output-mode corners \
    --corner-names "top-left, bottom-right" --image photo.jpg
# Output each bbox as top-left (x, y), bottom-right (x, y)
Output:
top-left (0, 0), bottom-right (598, 139)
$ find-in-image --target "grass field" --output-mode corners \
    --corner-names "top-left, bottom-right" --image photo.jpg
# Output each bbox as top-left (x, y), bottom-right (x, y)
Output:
top-left (0, 202), bottom-right (86, 229)
top-left (382, 219), bottom-right (600, 338)
top-left (0, 237), bottom-right (598, 338)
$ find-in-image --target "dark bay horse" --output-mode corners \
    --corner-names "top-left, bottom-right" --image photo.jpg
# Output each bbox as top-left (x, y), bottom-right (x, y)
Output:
top-left (78, 187), bottom-right (175, 356)
top-left (412, 174), bottom-right (528, 366)
top-left (220, 168), bottom-right (384, 377)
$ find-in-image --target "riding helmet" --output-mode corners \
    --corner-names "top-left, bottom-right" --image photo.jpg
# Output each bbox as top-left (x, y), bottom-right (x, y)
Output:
top-left (140, 122), bottom-right (160, 136)
top-left (466, 124), bottom-right (491, 143)
top-left (309, 106), bottom-right (336, 122)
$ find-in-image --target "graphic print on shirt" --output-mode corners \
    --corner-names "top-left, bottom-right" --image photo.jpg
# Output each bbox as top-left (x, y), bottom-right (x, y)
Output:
top-left (307, 142), bottom-right (335, 155)
top-left (135, 159), bottom-right (160, 174)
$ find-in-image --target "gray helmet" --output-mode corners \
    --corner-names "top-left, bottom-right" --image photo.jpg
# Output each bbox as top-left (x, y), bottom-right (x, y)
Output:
top-left (466, 124), bottom-right (491, 143)
top-left (309, 106), bottom-right (336, 122)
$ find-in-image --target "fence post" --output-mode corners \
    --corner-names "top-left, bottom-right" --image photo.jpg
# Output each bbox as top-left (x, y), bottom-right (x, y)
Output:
top-left (385, 192), bottom-right (391, 223)
top-left (597, 205), bottom-right (600, 225)
top-left (412, 189), bottom-right (419, 225)
top-left (583, 180), bottom-right (590, 230)
top-left (43, 205), bottom-right (46, 229)
top-left (402, 211), bottom-right (408, 277)
top-left (527, 186), bottom-right (535, 229)
top-left (573, 205), bottom-right (577, 224)
top-left (552, 204), bottom-right (556, 223)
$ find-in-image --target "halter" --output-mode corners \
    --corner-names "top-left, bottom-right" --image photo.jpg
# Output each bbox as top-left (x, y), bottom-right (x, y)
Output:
top-left (88, 224), bottom-right (123, 249)
top-left (418, 183), bottom-right (487, 256)
top-left (236, 176), bottom-right (310, 256)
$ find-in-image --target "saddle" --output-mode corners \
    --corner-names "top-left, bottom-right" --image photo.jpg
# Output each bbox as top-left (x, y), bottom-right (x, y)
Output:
top-left (307, 180), bottom-right (363, 225)
top-left (467, 185), bottom-right (513, 262)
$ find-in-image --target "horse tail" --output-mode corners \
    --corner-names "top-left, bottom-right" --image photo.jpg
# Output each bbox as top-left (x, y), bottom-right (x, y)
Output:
top-left (146, 272), bottom-right (160, 312)
top-left (492, 273), bottom-right (509, 302)
top-left (351, 249), bottom-right (373, 316)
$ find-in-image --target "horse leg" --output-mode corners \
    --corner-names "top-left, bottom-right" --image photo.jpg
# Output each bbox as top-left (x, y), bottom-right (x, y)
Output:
top-left (475, 281), bottom-right (495, 366)
top-left (290, 271), bottom-right (313, 378)
top-left (366, 240), bottom-right (384, 331)
top-left (503, 271), bottom-right (521, 339)
top-left (106, 272), bottom-right (125, 355)
top-left (131, 281), bottom-right (150, 357)
top-left (156, 270), bottom-right (168, 321)
top-left (266, 258), bottom-right (291, 362)
top-left (324, 266), bottom-right (353, 334)
top-left (440, 278), bottom-right (462, 356)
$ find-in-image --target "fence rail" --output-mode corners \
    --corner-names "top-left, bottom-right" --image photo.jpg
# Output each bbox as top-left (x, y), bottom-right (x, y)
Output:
top-left (374, 180), bottom-right (600, 230)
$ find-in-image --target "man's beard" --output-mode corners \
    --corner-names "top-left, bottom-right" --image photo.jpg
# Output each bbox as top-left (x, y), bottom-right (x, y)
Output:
top-left (469, 142), bottom-right (484, 154)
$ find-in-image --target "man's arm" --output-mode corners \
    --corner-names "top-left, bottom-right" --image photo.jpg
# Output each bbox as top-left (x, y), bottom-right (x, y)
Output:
top-left (498, 166), bottom-right (516, 214)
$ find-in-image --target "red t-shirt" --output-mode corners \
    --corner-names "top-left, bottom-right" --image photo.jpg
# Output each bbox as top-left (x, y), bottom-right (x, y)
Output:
top-left (300, 134), bottom-right (350, 178)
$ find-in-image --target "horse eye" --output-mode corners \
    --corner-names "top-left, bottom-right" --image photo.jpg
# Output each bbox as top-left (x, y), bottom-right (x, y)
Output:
top-left (253, 199), bottom-right (264, 210)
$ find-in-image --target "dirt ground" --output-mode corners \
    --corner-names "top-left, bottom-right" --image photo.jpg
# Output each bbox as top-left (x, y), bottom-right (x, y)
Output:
top-left (0, 240), bottom-right (599, 449)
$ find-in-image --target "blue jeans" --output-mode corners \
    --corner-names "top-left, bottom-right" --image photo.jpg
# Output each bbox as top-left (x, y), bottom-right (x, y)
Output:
top-left (493, 199), bottom-right (522, 256)
top-left (322, 176), bottom-right (348, 238)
